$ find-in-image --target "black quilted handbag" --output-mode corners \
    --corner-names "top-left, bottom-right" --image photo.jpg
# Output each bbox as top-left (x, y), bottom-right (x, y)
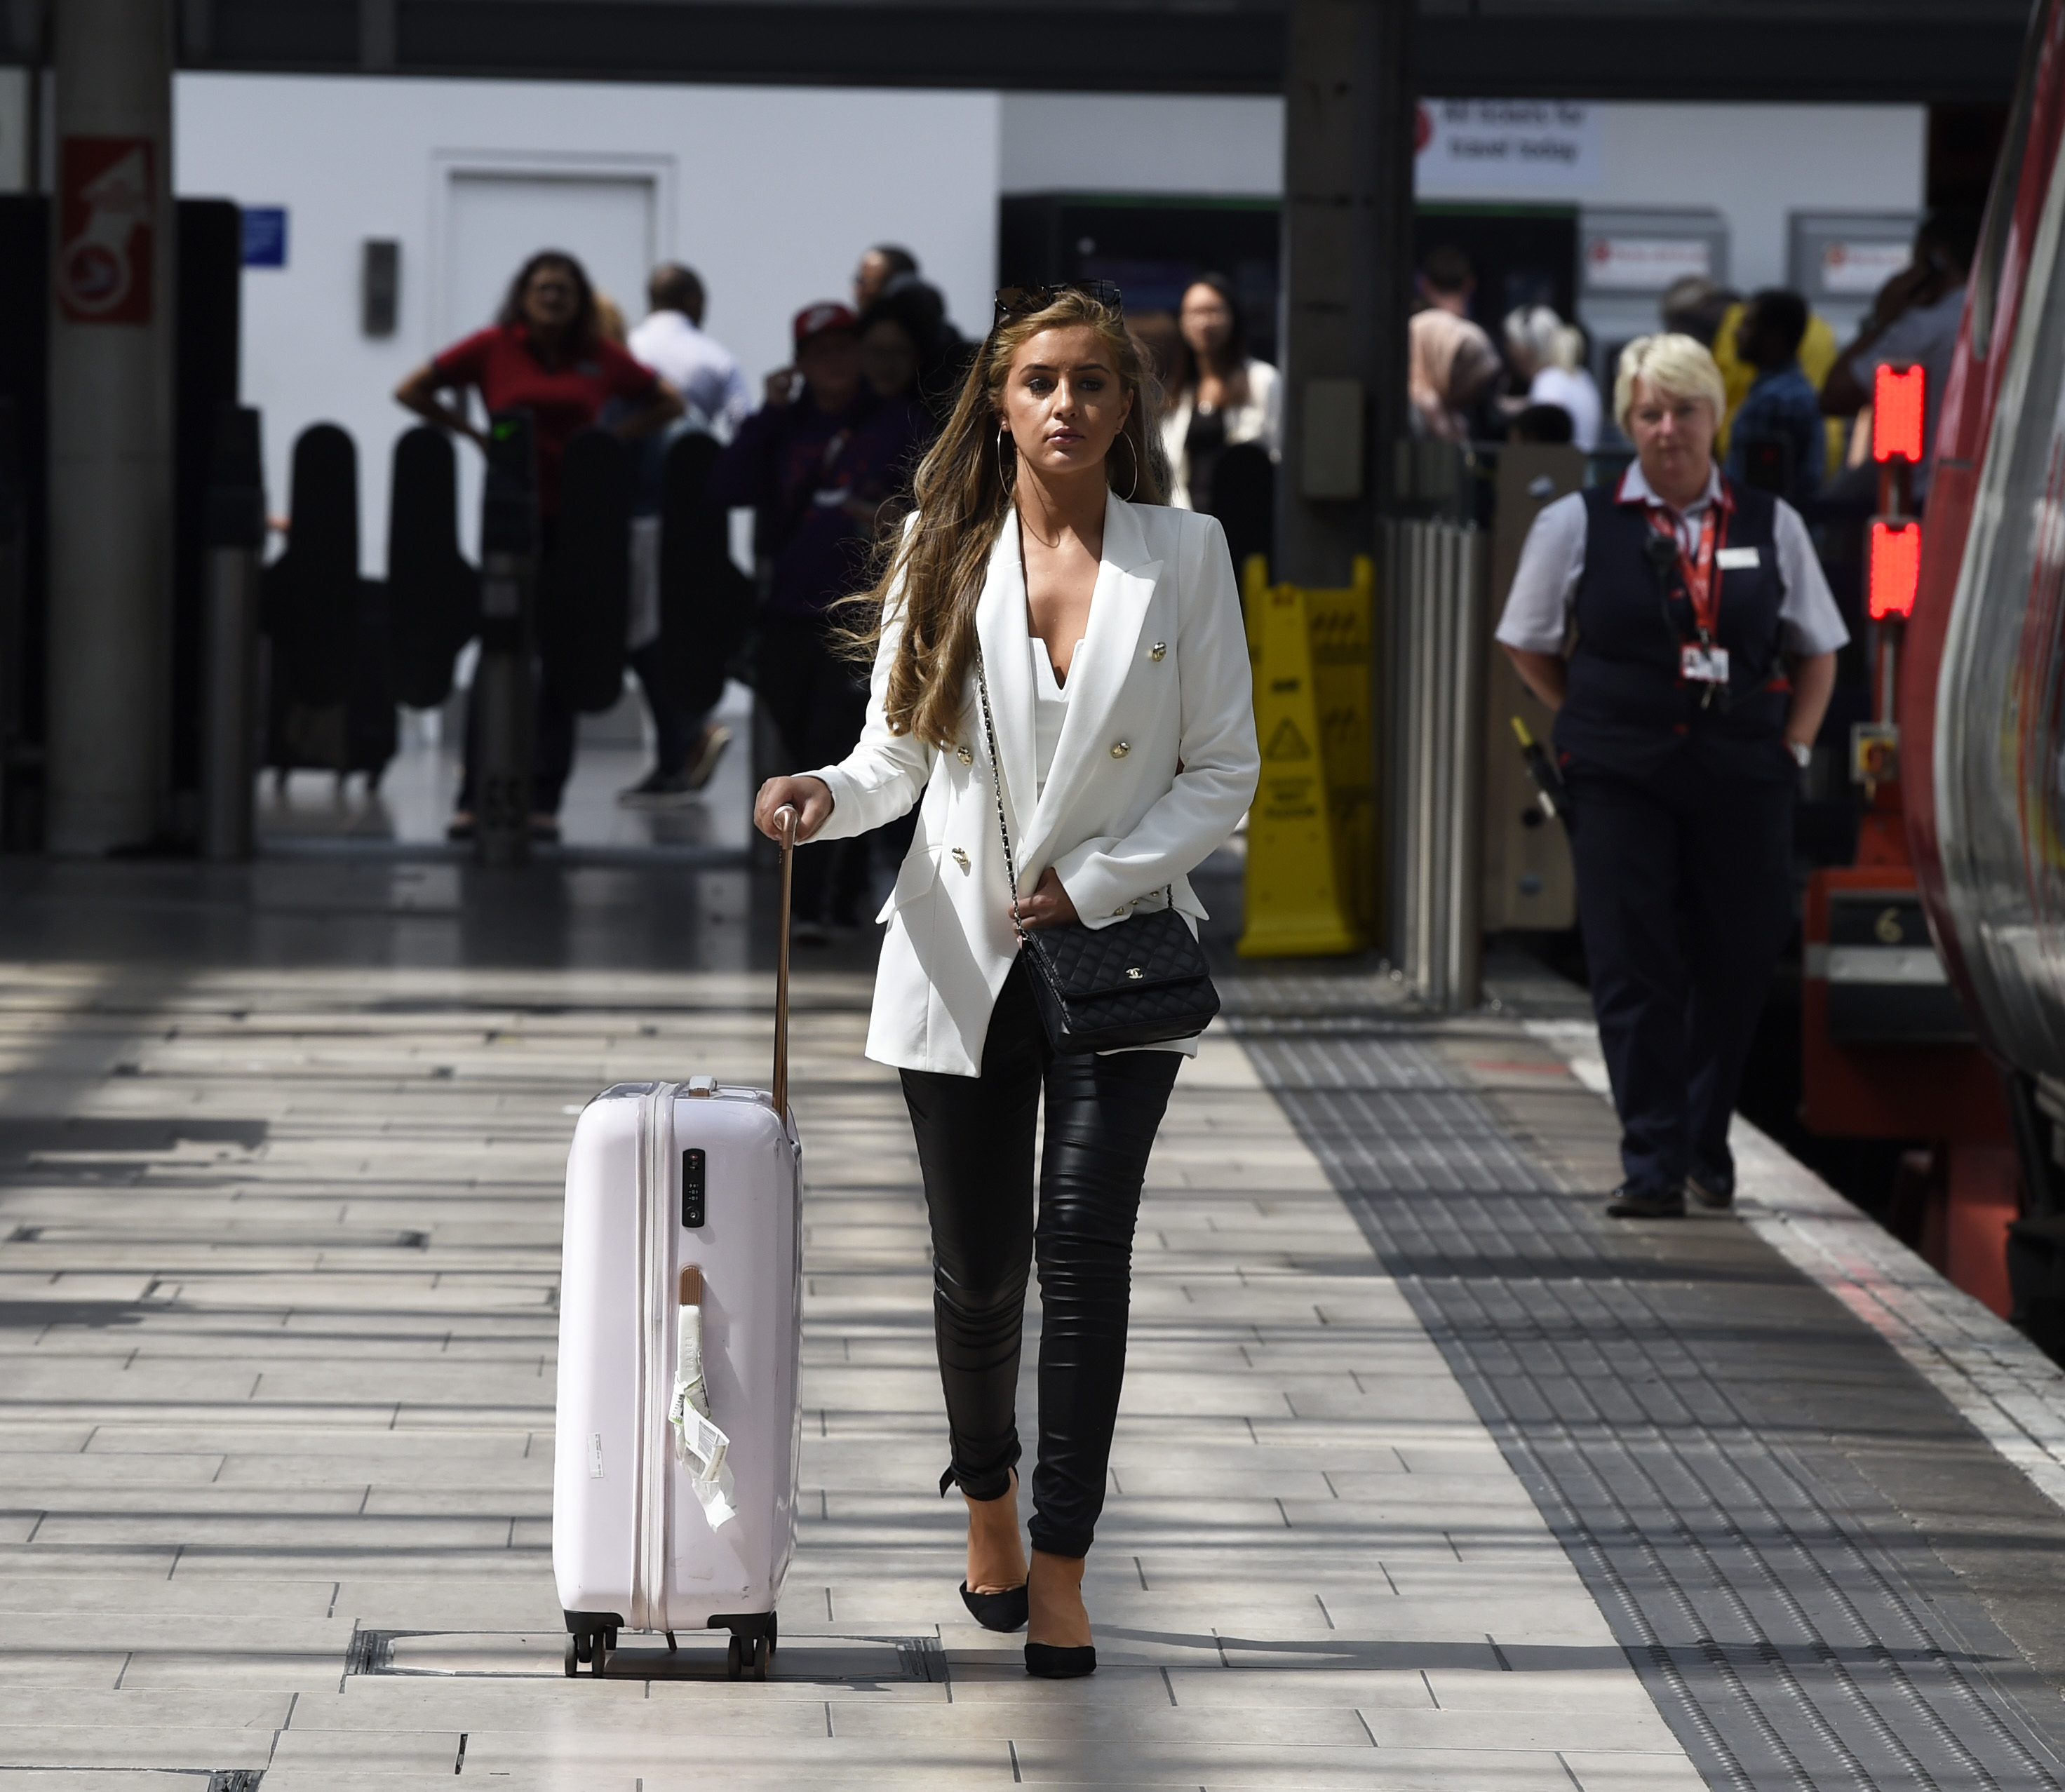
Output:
top-left (976, 652), bottom-right (1220, 1055)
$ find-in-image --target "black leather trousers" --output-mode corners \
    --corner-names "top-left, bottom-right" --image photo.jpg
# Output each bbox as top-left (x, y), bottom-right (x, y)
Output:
top-left (899, 957), bottom-right (1181, 1560)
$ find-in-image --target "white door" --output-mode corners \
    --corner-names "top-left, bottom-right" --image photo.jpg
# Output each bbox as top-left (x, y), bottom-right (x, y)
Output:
top-left (440, 169), bottom-right (660, 553)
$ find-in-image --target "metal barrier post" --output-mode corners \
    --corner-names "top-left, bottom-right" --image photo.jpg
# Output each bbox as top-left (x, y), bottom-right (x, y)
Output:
top-left (199, 405), bottom-right (264, 861)
top-left (1388, 517), bottom-right (1486, 1012)
top-left (0, 398), bottom-right (22, 850)
top-left (1446, 526), bottom-right (1486, 1006)
top-left (475, 410), bottom-right (537, 868)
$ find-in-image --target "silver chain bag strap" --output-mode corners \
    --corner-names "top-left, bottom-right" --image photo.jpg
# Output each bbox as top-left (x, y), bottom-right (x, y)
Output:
top-left (974, 647), bottom-right (1219, 1054)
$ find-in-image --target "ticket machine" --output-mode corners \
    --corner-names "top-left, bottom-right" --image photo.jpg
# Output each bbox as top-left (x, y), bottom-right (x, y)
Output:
top-left (1575, 207), bottom-right (1730, 448)
top-left (1788, 210), bottom-right (1923, 344)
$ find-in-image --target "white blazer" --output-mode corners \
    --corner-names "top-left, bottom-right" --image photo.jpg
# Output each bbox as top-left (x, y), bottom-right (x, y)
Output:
top-left (806, 492), bottom-right (1260, 1077)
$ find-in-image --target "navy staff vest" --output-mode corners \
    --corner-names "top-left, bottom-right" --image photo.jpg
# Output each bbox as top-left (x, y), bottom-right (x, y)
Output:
top-left (1553, 478), bottom-right (1793, 784)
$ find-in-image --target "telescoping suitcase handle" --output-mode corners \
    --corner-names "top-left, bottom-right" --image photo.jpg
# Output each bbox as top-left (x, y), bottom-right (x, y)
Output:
top-left (772, 805), bottom-right (795, 1117)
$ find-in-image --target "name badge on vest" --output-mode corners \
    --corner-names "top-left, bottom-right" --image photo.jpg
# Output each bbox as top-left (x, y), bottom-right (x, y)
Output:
top-left (1714, 546), bottom-right (1761, 570)
top-left (1681, 642), bottom-right (1730, 683)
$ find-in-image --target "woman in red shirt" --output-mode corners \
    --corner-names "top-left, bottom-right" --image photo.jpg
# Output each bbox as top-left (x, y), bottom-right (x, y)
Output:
top-left (396, 250), bottom-right (680, 839)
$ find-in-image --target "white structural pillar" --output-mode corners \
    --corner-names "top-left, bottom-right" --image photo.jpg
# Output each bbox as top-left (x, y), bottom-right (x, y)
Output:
top-left (48, 0), bottom-right (174, 853)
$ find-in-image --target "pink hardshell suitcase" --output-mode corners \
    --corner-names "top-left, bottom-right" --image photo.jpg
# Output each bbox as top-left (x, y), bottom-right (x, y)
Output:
top-left (553, 814), bottom-right (803, 1679)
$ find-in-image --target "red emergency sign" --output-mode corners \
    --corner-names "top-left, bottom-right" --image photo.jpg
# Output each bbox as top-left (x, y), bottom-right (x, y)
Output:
top-left (1872, 363), bottom-right (1926, 465)
top-left (1869, 518), bottom-right (1922, 619)
top-left (56, 136), bottom-right (154, 325)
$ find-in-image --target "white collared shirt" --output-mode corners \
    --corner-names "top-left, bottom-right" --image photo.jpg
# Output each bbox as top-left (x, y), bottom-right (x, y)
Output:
top-left (626, 309), bottom-right (752, 436)
top-left (1493, 462), bottom-right (1850, 658)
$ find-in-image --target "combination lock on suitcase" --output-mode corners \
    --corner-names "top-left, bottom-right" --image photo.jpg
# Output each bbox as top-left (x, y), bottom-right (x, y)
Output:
top-left (553, 811), bottom-right (804, 1680)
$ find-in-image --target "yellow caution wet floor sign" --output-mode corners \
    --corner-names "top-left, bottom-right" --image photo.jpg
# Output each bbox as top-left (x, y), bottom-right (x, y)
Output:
top-left (1238, 556), bottom-right (1371, 958)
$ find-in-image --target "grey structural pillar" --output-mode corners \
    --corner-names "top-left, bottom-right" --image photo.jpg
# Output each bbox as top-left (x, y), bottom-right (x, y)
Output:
top-left (48, 0), bottom-right (175, 853)
top-left (1277, 0), bottom-right (1415, 586)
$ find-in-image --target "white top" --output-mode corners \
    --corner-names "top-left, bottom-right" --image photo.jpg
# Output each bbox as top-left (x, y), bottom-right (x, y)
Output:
top-left (1159, 359), bottom-right (1283, 510)
top-left (1030, 639), bottom-right (1082, 799)
top-left (626, 309), bottom-right (753, 436)
top-left (1528, 365), bottom-right (1603, 452)
top-left (805, 494), bottom-right (1260, 1077)
top-left (1494, 461), bottom-right (1850, 658)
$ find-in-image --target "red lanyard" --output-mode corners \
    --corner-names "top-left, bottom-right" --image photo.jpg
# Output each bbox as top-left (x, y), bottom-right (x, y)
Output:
top-left (1648, 502), bottom-right (1727, 640)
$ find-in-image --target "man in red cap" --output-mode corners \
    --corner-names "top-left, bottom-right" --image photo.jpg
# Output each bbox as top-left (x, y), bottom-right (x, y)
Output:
top-left (713, 302), bottom-right (885, 936)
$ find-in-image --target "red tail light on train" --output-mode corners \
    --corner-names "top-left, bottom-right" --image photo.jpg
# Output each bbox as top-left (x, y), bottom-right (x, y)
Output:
top-left (1869, 520), bottom-right (1923, 619)
top-left (1872, 363), bottom-right (1927, 464)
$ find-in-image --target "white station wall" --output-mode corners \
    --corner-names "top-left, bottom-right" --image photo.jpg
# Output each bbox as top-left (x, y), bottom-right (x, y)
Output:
top-left (173, 73), bottom-right (1002, 570)
top-left (999, 92), bottom-right (1284, 196)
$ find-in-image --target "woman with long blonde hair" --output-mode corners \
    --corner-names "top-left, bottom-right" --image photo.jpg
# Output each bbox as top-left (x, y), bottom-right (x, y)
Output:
top-left (755, 284), bottom-right (1259, 1677)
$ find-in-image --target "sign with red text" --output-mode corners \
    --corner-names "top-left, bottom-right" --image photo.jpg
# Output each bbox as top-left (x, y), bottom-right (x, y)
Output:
top-left (1585, 236), bottom-right (1713, 292)
top-left (1821, 240), bottom-right (1911, 297)
top-left (57, 137), bottom-right (155, 324)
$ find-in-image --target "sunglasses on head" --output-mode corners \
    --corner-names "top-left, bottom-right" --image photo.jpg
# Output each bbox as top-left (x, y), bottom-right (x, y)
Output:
top-left (993, 280), bottom-right (1125, 324)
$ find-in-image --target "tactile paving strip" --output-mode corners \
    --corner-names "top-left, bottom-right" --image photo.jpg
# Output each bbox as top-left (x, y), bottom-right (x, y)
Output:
top-left (1237, 1020), bottom-right (2065, 1792)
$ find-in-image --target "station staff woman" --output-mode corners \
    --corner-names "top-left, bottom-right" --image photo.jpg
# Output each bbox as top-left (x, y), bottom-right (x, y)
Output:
top-left (1497, 333), bottom-right (1847, 1218)
top-left (754, 285), bottom-right (1258, 1675)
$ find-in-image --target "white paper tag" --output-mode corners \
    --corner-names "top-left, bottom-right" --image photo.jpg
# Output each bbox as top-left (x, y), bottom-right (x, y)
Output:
top-left (1681, 643), bottom-right (1730, 683)
top-left (1715, 546), bottom-right (1761, 570)
top-left (684, 1410), bottom-right (729, 1480)
top-left (692, 1467), bottom-right (738, 1529)
top-left (588, 1433), bottom-right (605, 1479)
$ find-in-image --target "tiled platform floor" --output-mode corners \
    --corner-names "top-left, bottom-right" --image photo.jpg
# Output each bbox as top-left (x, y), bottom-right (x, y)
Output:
top-left (0, 927), bottom-right (1700, 1786)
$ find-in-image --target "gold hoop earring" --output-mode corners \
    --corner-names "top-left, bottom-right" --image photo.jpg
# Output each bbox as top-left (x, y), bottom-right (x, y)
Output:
top-left (1112, 431), bottom-right (1139, 502)
top-left (996, 424), bottom-right (1016, 494)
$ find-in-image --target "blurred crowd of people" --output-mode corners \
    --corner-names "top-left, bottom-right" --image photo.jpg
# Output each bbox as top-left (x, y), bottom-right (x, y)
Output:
top-left (1405, 205), bottom-right (1982, 513)
top-left (394, 243), bottom-right (1285, 912)
top-left (386, 206), bottom-right (1972, 893)
top-left (395, 240), bottom-right (972, 887)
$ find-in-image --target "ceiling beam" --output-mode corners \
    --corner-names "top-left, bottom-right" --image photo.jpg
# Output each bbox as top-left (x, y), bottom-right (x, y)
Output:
top-left (167, 0), bottom-right (2029, 106)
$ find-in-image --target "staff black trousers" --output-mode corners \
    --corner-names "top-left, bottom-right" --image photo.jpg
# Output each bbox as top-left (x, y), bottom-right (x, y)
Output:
top-left (1566, 754), bottom-right (1794, 1195)
top-left (899, 957), bottom-right (1181, 1561)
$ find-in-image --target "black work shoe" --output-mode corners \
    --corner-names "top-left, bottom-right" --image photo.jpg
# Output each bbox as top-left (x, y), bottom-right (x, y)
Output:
top-left (1606, 1182), bottom-right (1686, 1219)
top-left (1686, 1164), bottom-right (1735, 1211)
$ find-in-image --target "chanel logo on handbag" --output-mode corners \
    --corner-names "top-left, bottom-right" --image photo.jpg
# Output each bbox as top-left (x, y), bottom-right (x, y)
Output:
top-left (1126, 966), bottom-right (1143, 980)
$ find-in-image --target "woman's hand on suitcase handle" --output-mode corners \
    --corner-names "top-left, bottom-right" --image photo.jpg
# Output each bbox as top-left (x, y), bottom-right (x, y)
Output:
top-left (1013, 867), bottom-right (1079, 931)
top-left (755, 776), bottom-right (833, 843)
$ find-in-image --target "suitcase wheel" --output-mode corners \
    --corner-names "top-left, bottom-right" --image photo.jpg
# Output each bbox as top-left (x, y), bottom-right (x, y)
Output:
top-left (563, 1636), bottom-right (579, 1678)
top-left (724, 1633), bottom-right (772, 1681)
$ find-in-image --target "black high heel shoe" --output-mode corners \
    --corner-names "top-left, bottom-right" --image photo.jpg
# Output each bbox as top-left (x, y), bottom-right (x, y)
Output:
top-left (960, 1580), bottom-right (1030, 1632)
top-left (1025, 1641), bottom-right (1096, 1678)
top-left (948, 1463), bottom-right (1027, 1631)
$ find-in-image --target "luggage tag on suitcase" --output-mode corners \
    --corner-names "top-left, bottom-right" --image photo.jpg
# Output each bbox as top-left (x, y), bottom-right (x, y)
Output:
top-left (669, 1262), bottom-right (738, 1526)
